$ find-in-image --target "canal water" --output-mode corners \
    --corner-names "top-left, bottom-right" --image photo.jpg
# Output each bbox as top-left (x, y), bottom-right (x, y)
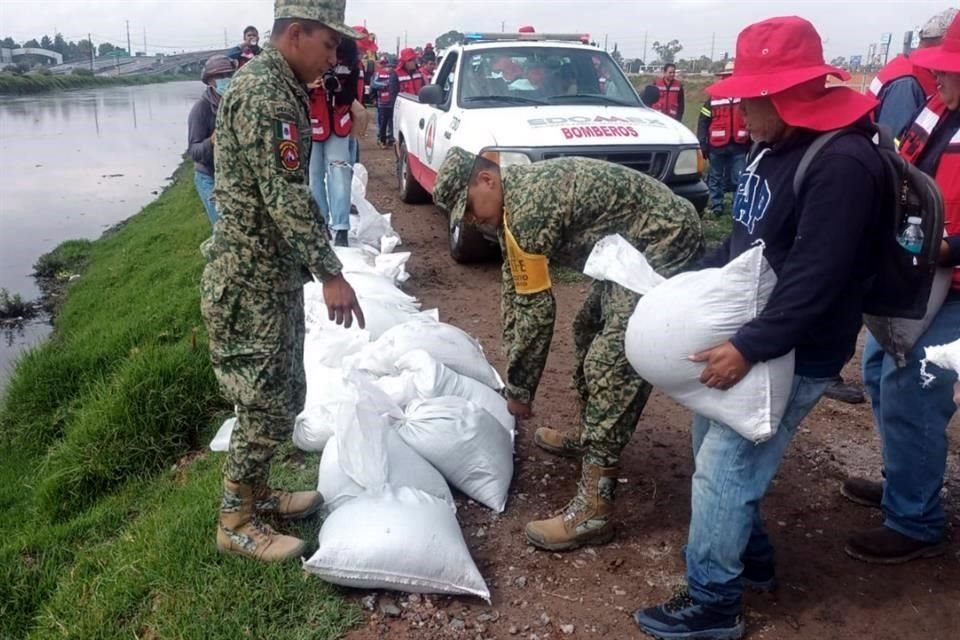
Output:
top-left (0, 80), bottom-right (203, 391)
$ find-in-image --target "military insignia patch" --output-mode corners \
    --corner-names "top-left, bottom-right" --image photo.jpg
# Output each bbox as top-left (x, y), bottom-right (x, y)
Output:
top-left (275, 120), bottom-right (301, 172)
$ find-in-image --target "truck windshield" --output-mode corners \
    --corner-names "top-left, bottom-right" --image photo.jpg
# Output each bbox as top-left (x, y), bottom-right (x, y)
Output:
top-left (458, 46), bottom-right (641, 108)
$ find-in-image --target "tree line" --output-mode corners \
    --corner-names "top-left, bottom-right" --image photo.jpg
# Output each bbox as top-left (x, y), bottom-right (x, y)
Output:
top-left (1, 34), bottom-right (127, 63)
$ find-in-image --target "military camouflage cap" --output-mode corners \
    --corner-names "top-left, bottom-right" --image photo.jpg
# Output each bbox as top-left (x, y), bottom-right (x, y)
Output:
top-left (274, 0), bottom-right (362, 39)
top-left (920, 8), bottom-right (958, 40)
top-left (433, 146), bottom-right (478, 225)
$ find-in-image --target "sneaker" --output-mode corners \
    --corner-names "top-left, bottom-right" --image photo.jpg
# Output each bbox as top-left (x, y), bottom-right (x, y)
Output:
top-left (633, 588), bottom-right (745, 640)
top-left (741, 561), bottom-right (778, 593)
top-left (845, 526), bottom-right (947, 565)
top-left (840, 477), bottom-right (883, 509)
top-left (334, 230), bottom-right (349, 247)
top-left (824, 377), bottom-right (866, 404)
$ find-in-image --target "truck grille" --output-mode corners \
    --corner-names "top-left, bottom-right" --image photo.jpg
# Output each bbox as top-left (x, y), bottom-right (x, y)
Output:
top-left (541, 150), bottom-right (670, 180)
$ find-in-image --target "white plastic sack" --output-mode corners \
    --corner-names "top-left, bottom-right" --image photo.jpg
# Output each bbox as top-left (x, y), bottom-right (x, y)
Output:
top-left (351, 164), bottom-right (401, 250)
top-left (305, 283), bottom-right (435, 340)
top-left (294, 362), bottom-right (355, 452)
top-left (921, 337), bottom-right (960, 386)
top-left (318, 429), bottom-right (454, 511)
top-left (865, 268), bottom-right (953, 368)
top-left (303, 327), bottom-right (369, 368)
top-left (348, 318), bottom-right (504, 389)
top-left (304, 485), bottom-right (490, 600)
top-left (397, 397), bottom-right (513, 512)
top-left (376, 350), bottom-right (514, 435)
top-left (210, 417), bottom-right (235, 452)
top-left (584, 234), bottom-right (665, 294)
top-left (620, 244), bottom-right (795, 443)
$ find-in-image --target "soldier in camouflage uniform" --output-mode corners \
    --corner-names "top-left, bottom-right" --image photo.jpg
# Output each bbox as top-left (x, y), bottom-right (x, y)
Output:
top-left (202, 0), bottom-right (364, 562)
top-left (433, 147), bottom-right (703, 551)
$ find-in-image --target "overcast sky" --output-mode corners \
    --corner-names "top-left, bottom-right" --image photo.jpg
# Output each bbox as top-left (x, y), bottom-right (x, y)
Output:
top-left (0, 0), bottom-right (952, 61)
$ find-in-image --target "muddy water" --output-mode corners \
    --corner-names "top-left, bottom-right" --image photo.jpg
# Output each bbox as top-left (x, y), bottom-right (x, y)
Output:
top-left (0, 81), bottom-right (203, 392)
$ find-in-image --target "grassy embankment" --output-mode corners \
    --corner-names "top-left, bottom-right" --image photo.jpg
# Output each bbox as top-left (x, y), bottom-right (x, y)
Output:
top-left (0, 72), bottom-right (194, 96)
top-left (0, 163), bottom-right (358, 639)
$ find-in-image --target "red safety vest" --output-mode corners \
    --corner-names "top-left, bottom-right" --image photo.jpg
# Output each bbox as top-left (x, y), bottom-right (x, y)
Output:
top-left (899, 95), bottom-right (960, 292)
top-left (375, 70), bottom-right (392, 104)
top-left (707, 98), bottom-right (749, 147)
top-left (309, 75), bottom-right (364, 142)
top-left (397, 71), bottom-right (425, 96)
top-left (867, 55), bottom-right (938, 100)
top-left (653, 78), bottom-right (682, 118)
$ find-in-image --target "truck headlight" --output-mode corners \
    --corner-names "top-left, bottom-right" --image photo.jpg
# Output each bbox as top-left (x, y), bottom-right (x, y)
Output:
top-left (674, 148), bottom-right (701, 176)
top-left (498, 151), bottom-right (532, 167)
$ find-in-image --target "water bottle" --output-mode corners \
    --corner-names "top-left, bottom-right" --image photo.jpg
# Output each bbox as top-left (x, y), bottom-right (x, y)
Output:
top-left (897, 216), bottom-right (924, 254)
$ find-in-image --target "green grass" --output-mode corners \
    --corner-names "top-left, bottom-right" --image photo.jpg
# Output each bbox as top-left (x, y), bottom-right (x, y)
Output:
top-left (0, 163), bottom-right (359, 639)
top-left (33, 239), bottom-right (93, 279)
top-left (0, 72), bottom-right (193, 96)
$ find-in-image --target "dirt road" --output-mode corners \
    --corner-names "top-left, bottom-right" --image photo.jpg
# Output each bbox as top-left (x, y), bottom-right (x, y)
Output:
top-left (345, 137), bottom-right (959, 640)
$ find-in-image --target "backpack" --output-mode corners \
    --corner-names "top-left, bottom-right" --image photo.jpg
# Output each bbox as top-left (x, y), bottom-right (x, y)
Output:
top-left (789, 124), bottom-right (949, 364)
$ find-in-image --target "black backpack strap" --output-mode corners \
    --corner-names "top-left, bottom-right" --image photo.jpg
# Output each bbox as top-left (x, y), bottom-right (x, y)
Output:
top-left (792, 129), bottom-right (847, 197)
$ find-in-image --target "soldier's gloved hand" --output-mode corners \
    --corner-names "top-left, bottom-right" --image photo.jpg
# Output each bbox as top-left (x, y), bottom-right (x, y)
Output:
top-left (507, 399), bottom-right (532, 419)
top-left (323, 274), bottom-right (366, 330)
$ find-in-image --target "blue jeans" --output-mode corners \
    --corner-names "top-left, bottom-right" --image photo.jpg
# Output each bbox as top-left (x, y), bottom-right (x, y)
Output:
top-left (686, 374), bottom-right (831, 614)
top-left (707, 148), bottom-right (746, 212)
top-left (863, 293), bottom-right (960, 543)
top-left (309, 136), bottom-right (353, 232)
top-left (194, 171), bottom-right (218, 224)
top-left (377, 105), bottom-right (394, 143)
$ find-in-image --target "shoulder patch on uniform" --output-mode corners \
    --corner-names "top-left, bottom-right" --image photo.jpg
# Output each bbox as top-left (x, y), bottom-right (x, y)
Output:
top-left (274, 118), bottom-right (301, 172)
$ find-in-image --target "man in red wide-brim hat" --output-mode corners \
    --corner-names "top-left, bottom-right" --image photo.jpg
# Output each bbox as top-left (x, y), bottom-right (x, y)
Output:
top-left (634, 16), bottom-right (886, 640)
top-left (843, 11), bottom-right (960, 566)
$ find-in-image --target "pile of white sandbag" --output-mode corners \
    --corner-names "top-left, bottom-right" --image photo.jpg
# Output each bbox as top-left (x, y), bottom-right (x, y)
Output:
top-left (209, 165), bottom-right (511, 601)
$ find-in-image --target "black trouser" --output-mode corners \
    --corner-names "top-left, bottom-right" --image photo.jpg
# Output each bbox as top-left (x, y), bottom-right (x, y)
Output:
top-left (377, 105), bottom-right (394, 144)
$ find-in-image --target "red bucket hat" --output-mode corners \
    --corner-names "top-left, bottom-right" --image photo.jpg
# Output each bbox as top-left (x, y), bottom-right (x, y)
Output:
top-left (707, 16), bottom-right (849, 98)
top-left (910, 13), bottom-right (960, 73)
top-left (399, 48), bottom-right (418, 64)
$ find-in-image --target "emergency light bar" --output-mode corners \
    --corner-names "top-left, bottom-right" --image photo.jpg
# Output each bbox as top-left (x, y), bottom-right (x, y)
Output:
top-left (463, 32), bottom-right (592, 44)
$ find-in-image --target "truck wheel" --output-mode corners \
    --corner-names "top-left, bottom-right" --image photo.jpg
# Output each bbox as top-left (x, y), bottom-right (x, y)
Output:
top-left (449, 211), bottom-right (495, 263)
top-left (397, 141), bottom-right (430, 204)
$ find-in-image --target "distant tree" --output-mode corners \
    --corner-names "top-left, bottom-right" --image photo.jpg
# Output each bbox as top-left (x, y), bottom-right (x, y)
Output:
top-left (652, 39), bottom-right (683, 64)
top-left (40, 35), bottom-right (52, 49)
top-left (23, 38), bottom-right (41, 49)
top-left (610, 43), bottom-right (624, 69)
top-left (1, 37), bottom-right (19, 48)
top-left (627, 58), bottom-right (644, 73)
top-left (708, 59), bottom-right (727, 73)
top-left (98, 42), bottom-right (117, 56)
top-left (435, 30), bottom-right (464, 50)
top-left (52, 33), bottom-right (67, 56)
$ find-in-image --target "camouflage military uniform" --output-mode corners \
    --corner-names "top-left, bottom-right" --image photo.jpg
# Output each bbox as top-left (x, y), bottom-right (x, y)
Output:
top-left (201, 46), bottom-right (342, 488)
top-left (435, 149), bottom-right (704, 467)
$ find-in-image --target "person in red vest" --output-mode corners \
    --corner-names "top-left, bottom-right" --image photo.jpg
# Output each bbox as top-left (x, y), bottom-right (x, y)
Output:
top-left (697, 61), bottom-right (748, 217)
top-left (390, 48), bottom-right (425, 97)
top-left (652, 63), bottom-right (685, 121)
top-left (868, 8), bottom-right (957, 138)
top-left (420, 44), bottom-right (437, 84)
top-left (308, 36), bottom-right (368, 247)
top-left (371, 55), bottom-right (396, 148)
top-left (844, 11), bottom-right (960, 566)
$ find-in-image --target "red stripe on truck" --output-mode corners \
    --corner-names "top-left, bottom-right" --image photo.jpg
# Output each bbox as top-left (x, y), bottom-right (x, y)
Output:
top-left (407, 152), bottom-right (438, 193)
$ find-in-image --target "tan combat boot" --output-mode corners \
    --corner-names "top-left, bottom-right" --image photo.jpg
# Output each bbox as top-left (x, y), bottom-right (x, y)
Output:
top-left (217, 480), bottom-right (306, 562)
top-left (525, 463), bottom-right (618, 551)
top-left (254, 486), bottom-right (325, 520)
top-left (534, 427), bottom-right (585, 458)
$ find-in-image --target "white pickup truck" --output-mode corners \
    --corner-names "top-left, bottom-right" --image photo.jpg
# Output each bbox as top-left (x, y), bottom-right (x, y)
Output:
top-left (393, 33), bottom-right (708, 262)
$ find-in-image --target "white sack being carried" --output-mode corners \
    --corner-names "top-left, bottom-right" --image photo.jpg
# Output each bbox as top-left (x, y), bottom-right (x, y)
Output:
top-left (865, 268), bottom-right (953, 368)
top-left (397, 396), bottom-right (513, 512)
top-left (586, 238), bottom-right (794, 443)
top-left (350, 163), bottom-right (401, 251)
top-left (921, 337), bottom-right (960, 386)
top-left (209, 417), bottom-right (236, 452)
top-left (304, 485), bottom-right (490, 600)
top-left (348, 318), bottom-right (504, 389)
top-left (375, 350), bottom-right (515, 435)
top-left (317, 429), bottom-right (454, 511)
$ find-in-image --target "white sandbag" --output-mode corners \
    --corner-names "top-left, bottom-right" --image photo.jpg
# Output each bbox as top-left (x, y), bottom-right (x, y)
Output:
top-left (921, 337), bottom-right (960, 386)
top-left (348, 318), bottom-right (504, 389)
top-left (210, 417), bottom-right (235, 452)
top-left (380, 350), bottom-right (514, 435)
top-left (304, 485), bottom-right (490, 600)
top-left (318, 429), bottom-right (454, 511)
top-left (397, 397), bottom-right (513, 512)
top-left (333, 245), bottom-right (377, 272)
top-left (866, 268), bottom-right (953, 368)
top-left (351, 165), bottom-right (401, 250)
top-left (303, 327), bottom-right (369, 368)
top-left (305, 288), bottom-right (435, 340)
top-left (583, 234), bottom-right (665, 294)
top-left (294, 363), bottom-right (354, 452)
top-left (622, 244), bottom-right (795, 443)
top-left (374, 251), bottom-right (411, 284)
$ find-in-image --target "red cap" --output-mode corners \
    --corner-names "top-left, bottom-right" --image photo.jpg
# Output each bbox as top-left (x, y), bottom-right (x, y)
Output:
top-left (911, 13), bottom-right (960, 73)
top-left (518, 25), bottom-right (536, 33)
top-left (399, 48), bottom-right (418, 64)
top-left (425, 42), bottom-right (434, 49)
top-left (707, 16), bottom-right (849, 99)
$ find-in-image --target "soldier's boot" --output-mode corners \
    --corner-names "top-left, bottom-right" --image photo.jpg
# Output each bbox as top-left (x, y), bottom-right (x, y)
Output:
top-left (216, 480), bottom-right (306, 562)
top-left (525, 463), bottom-right (618, 551)
top-left (534, 427), bottom-right (585, 459)
top-left (254, 486), bottom-right (324, 520)
top-left (334, 230), bottom-right (349, 247)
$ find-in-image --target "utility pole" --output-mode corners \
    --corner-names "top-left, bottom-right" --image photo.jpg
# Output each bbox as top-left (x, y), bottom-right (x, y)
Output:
top-left (396, 36), bottom-right (400, 56)
top-left (710, 32), bottom-right (716, 61)
top-left (126, 20), bottom-right (132, 56)
top-left (603, 34), bottom-right (608, 51)
top-left (501, 21), bottom-right (505, 33)
top-left (224, 29), bottom-right (228, 48)
top-left (88, 32), bottom-right (95, 71)
top-left (642, 31), bottom-right (648, 64)
top-left (143, 27), bottom-right (147, 56)
top-left (404, 31), bottom-right (407, 48)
